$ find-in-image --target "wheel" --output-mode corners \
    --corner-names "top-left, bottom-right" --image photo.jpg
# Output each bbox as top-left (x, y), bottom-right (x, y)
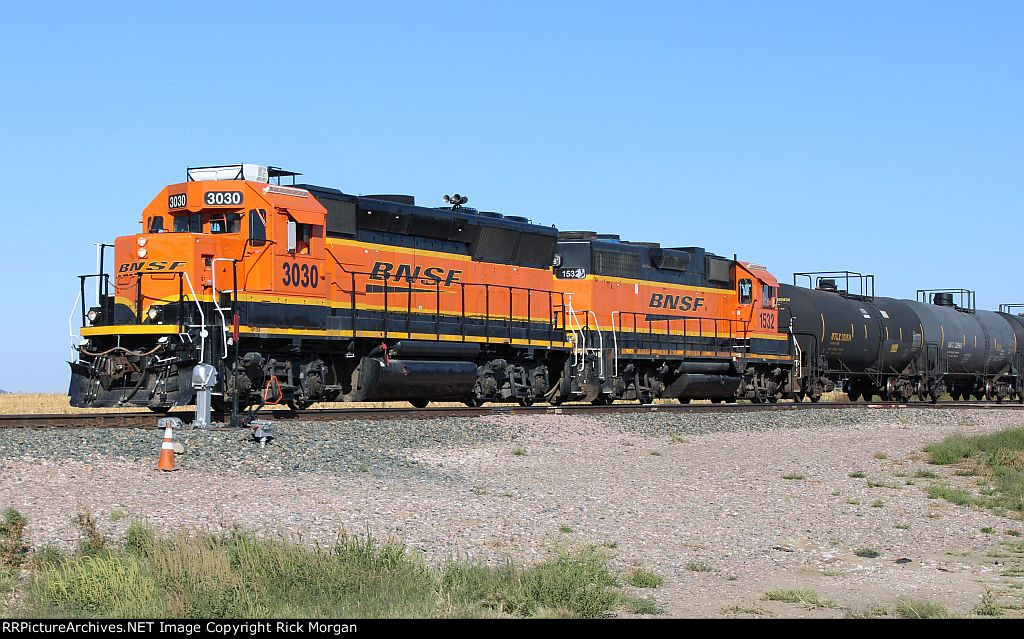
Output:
top-left (464, 396), bottom-right (483, 407)
top-left (591, 396), bottom-right (613, 406)
top-left (677, 398), bottom-right (691, 404)
top-left (147, 406), bottom-right (171, 414)
top-left (794, 392), bottom-right (806, 402)
top-left (846, 391), bottom-right (859, 402)
top-left (638, 395), bottom-right (654, 405)
top-left (409, 399), bottom-right (429, 409)
top-left (548, 396), bottom-right (564, 406)
top-left (809, 394), bottom-right (821, 403)
top-left (751, 397), bottom-right (763, 404)
top-left (862, 392), bottom-right (874, 402)
top-left (768, 395), bottom-right (778, 403)
top-left (710, 398), bottom-right (723, 404)
top-left (517, 397), bottom-right (534, 407)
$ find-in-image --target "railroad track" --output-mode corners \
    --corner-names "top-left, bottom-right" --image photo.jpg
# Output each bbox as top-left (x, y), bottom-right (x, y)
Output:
top-left (1, 400), bottom-right (1023, 429)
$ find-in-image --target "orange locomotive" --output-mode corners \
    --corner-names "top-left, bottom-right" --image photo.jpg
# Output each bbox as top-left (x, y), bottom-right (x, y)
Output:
top-left (69, 164), bottom-right (792, 410)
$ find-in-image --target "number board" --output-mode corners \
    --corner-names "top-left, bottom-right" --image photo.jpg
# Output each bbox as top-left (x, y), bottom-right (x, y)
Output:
top-left (556, 267), bottom-right (587, 280)
top-left (204, 191), bottom-right (243, 206)
top-left (168, 193), bottom-right (187, 209)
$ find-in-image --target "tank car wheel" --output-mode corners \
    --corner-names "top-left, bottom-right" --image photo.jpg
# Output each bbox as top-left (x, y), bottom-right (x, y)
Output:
top-left (518, 397), bottom-right (534, 407)
top-left (794, 392), bottom-right (805, 402)
top-left (410, 399), bottom-right (429, 409)
top-left (809, 394), bottom-right (821, 403)
top-left (638, 394), bottom-right (654, 405)
top-left (147, 406), bottom-right (171, 414)
top-left (710, 398), bottom-right (723, 404)
top-left (464, 397), bottom-right (484, 407)
top-left (677, 398), bottom-right (691, 404)
top-left (846, 391), bottom-right (859, 402)
top-left (862, 392), bottom-right (874, 402)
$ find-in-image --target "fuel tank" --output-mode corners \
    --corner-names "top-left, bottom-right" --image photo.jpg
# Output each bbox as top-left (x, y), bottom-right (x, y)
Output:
top-left (778, 284), bottom-right (920, 374)
top-left (349, 357), bottom-right (478, 401)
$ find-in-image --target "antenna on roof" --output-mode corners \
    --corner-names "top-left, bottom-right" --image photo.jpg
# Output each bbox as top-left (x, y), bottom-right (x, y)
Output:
top-left (442, 193), bottom-right (469, 210)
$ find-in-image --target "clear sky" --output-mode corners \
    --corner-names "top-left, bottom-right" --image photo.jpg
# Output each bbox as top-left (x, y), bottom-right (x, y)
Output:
top-left (0, 1), bottom-right (1020, 392)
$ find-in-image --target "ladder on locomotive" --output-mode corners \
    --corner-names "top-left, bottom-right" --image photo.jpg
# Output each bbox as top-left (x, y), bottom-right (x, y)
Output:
top-left (565, 296), bottom-right (606, 380)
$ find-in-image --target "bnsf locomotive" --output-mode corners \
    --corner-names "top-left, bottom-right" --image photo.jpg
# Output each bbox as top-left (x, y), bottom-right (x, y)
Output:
top-left (69, 164), bottom-right (788, 411)
top-left (68, 164), bottom-right (1023, 411)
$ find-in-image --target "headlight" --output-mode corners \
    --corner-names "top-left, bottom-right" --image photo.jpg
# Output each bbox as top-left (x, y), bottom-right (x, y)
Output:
top-left (87, 309), bottom-right (100, 323)
top-left (147, 306), bottom-right (162, 321)
top-left (137, 247), bottom-right (148, 258)
top-left (137, 237), bottom-right (147, 247)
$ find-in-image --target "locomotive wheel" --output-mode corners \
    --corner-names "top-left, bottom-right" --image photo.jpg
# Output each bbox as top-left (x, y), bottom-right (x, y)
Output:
top-left (677, 398), bottom-right (691, 404)
top-left (710, 398), bottom-right (723, 404)
top-left (548, 396), bottom-right (564, 407)
top-left (591, 396), bottom-right (612, 406)
top-left (148, 406), bottom-right (171, 414)
top-left (518, 397), bottom-right (534, 407)
top-left (809, 394), bottom-right (821, 403)
top-left (794, 392), bottom-right (805, 402)
top-left (862, 392), bottom-right (874, 402)
top-left (464, 397), bottom-right (483, 407)
top-left (409, 399), bottom-right (429, 409)
top-left (751, 397), bottom-right (763, 404)
top-left (846, 391), bottom-right (859, 402)
top-left (638, 394), bottom-right (654, 405)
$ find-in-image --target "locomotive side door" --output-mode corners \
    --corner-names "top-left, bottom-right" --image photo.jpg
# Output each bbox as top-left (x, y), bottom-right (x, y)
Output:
top-left (273, 208), bottom-right (327, 299)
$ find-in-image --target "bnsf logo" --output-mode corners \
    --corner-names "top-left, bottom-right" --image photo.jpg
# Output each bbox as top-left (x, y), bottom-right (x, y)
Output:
top-left (118, 261), bottom-right (187, 273)
top-left (369, 261), bottom-right (462, 286)
top-left (649, 293), bottom-right (705, 311)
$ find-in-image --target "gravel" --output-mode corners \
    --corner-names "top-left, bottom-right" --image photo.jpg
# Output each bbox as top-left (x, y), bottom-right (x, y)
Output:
top-left (2, 407), bottom-right (1023, 617)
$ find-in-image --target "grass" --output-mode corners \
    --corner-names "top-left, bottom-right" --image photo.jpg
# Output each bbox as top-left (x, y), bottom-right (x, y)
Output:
top-left (925, 428), bottom-right (1024, 514)
top-left (11, 522), bottom-right (631, 619)
top-left (974, 591), bottom-right (1002, 617)
top-left (894, 600), bottom-right (950, 619)
top-left (873, 452), bottom-right (888, 460)
top-left (685, 562), bottom-right (712, 573)
top-left (0, 509), bottom-right (27, 568)
top-left (762, 589), bottom-right (835, 608)
top-left (649, 451), bottom-right (662, 457)
top-left (871, 499), bottom-right (884, 508)
top-left (982, 527), bottom-right (996, 534)
top-left (721, 604), bottom-right (770, 616)
top-left (625, 597), bottom-right (665, 615)
top-left (848, 471), bottom-right (867, 478)
top-left (512, 448), bottom-right (527, 457)
top-left (895, 523), bottom-right (910, 530)
top-left (1007, 529), bottom-right (1022, 537)
top-left (558, 526), bottom-right (573, 534)
top-left (853, 548), bottom-right (880, 558)
top-left (914, 470), bottom-right (939, 479)
top-left (925, 484), bottom-right (974, 506)
top-left (626, 567), bottom-right (663, 588)
top-left (782, 473), bottom-right (805, 480)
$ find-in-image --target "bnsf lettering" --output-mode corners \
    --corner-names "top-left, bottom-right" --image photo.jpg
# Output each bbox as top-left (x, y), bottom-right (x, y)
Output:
top-left (118, 261), bottom-right (187, 273)
top-left (648, 293), bottom-right (705, 311)
top-left (370, 261), bottom-right (462, 286)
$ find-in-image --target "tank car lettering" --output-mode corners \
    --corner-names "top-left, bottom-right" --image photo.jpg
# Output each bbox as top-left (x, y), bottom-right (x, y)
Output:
top-left (831, 331), bottom-right (853, 342)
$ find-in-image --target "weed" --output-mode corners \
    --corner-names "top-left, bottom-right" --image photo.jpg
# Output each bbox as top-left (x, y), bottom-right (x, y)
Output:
top-left (849, 471), bottom-right (867, 479)
top-left (685, 562), bottom-right (712, 573)
top-left (0, 509), bottom-right (27, 568)
top-left (894, 599), bottom-right (950, 619)
top-left (626, 567), bottom-right (663, 588)
top-left (762, 589), bottom-right (835, 608)
top-left (782, 474), bottom-right (805, 480)
top-left (854, 548), bottom-right (880, 558)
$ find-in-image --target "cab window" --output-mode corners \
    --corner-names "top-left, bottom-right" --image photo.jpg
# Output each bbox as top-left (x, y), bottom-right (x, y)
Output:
top-left (173, 213), bottom-right (202, 233)
top-left (738, 278), bottom-right (753, 304)
top-left (210, 213), bottom-right (241, 234)
top-left (147, 216), bottom-right (165, 233)
top-left (295, 223), bottom-right (315, 254)
top-left (761, 283), bottom-right (775, 308)
top-left (249, 209), bottom-right (267, 246)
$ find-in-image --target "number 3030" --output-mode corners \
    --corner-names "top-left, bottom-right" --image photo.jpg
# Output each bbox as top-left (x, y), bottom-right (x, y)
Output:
top-left (282, 262), bottom-right (318, 287)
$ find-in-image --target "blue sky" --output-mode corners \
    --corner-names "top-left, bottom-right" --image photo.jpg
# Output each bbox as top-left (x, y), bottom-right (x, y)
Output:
top-left (0, 1), bottom-right (1020, 392)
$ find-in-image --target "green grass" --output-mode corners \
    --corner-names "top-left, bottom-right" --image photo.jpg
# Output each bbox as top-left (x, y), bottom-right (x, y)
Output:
top-left (914, 470), bottom-right (939, 479)
top-left (782, 473), bottom-right (805, 480)
top-left (853, 548), bottom-right (880, 558)
top-left (848, 471), bottom-right (867, 478)
top-left (873, 452), bottom-right (888, 460)
top-left (982, 527), bottom-right (995, 534)
top-left (558, 526), bottom-right (573, 534)
top-left (895, 523), bottom-right (910, 530)
top-left (625, 596), bottom-right (665, 615)
top-left (0, 509), bottom-right (27, 568)
top-left (14, 523), bottom-right (626, 619)
top-left (626, 567), bottom-right (663, 589)
top-left (894, 600), bottom-right (950, 619)
top-left (974, 591), bottom-right (1002, 617)
top-left (721, 604), bottom-right (770, 616)
top-left (871, 499), bottom-right (885, 508)
top-left (685, 562), bottom-right (712, 573)
top-left (1007, 529), bottom-right (1022, 537)
top-left (926, 484), bottom-right (974, 506)
top-left (925, 428), bottom-right (1024, 514)
top-left (649, 451), bottom-right (661, 457)
top-left (512, 448), bottom-right (528, 457)
top-left (762, 589), bottom-right (835, 608)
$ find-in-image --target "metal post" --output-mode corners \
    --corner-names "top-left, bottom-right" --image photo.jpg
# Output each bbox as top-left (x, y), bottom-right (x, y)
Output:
top-left (192, 364), bottom-right (217, 429)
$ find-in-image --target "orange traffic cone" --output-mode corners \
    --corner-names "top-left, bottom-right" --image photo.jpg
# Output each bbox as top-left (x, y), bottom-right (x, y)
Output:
top-left (156, 423), bottom-right (179, 472)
